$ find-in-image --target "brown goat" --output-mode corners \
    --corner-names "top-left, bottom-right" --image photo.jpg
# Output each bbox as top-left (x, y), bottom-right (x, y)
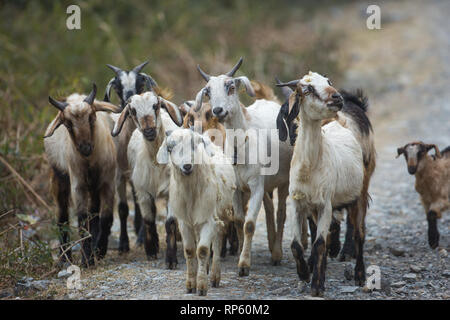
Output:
top-left (397, 141), bottom-right (450, 249)
top-left (44, 84), bottom-right (121, 267)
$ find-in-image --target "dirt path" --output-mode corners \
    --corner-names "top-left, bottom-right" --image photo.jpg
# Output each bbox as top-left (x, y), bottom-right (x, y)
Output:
top-left (48, 0), bottom-right (448, 300)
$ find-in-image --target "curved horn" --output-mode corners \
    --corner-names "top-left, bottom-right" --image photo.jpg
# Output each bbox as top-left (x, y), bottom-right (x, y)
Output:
top-left (106, 64), bottom-right (124, 76)
top-left (275, 77), bottom-right (294, 99)
top-left (48, 96), bottom-right (68, 112)
top-left (276, 79), bottom-right (300, 90)
top-left (197, 64), bottom-right (210, 82)
top-left (84, 83), bottom-right (97, 105)
top-left (133, 61), bottom-right (149, 74)
top-left (226, 57), bottom-right (243, 77)
top-left (104, 78), bottom-right (115, 102)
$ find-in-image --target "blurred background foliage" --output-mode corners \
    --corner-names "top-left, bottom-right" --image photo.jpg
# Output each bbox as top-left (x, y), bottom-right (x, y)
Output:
top-left (0, 0), bottom-right (353, 283)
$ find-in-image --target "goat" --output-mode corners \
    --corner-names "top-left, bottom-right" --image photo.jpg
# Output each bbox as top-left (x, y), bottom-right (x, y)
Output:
top-left (277, 71), bottom-right (373, 296)
top-left (277, 80), bottom-right (376, 262)
top-left (194, 58), bottom-right (293, 275)
top-left (111, 91), bottom-right (183, 266)
top-left (44, 84), bottom-right (122, 267)
top-left (104, 61), bottom-right (161, 252)
top-left (157, 129), bottom-right (236, 296)
top-left (397, 142), bottom-right (450, 249)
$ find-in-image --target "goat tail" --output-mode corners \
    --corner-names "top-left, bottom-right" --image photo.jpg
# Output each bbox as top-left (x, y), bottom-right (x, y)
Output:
top-left (340, 89), bottom-right (369, 113)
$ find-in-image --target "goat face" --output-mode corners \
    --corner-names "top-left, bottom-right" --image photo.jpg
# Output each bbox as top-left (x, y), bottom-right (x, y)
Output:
top-left (397, 142), bottom-right (440, 174)
top-left (111, 91), bottom-right (182, 139)
top-left (128, 92), bottom-right (162, 141)
top-left (47, 84), bottom-right (121, 157)
top-left (104, 61), bottom-right (157, 109)
top-left (277, 72), bottom-right (343, 121)
top-left (157, 129), bottom-right (215, 176)
top-left (195, 57), bottom-right (255, 121)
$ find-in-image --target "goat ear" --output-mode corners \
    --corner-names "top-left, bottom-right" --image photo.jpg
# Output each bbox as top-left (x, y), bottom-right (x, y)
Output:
top-left (194, 88), bottom-right (206, 111)
top-left (276, 104), bottom-right (288, 142)
top-left (140, 73), bottom-right (158, 91)
top-left (396, 147), bottom-right (405, 158)
top-left (44, 112), bottom-right (64, 138)
top-left (160, 98), bottom-right (183, 127)
top-left (286, 93), bottom-right (300, 126)
top-left (425, 144), bottom-right (441, 158)
top-left (111, 105), bottom-right (130, 137)
top-left (156, 140), bottom-right (170, 164)
top-left (235, 76), bottom-right (255, 97)
top-left (104, 78), bottom-right (115, 102)
top-left (93, 101), bottom-right (122, 113)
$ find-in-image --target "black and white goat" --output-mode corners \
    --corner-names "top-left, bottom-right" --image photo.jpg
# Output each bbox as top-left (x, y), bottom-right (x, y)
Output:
top-left (104, 61), bottom-right (158, 252)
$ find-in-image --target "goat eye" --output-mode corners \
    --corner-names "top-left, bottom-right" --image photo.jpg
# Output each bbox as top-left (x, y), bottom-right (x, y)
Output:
top-left (131, 108), bottom-right (137, 116)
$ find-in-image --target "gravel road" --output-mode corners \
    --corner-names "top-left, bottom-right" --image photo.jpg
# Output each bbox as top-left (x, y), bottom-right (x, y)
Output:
top-left (24, 0), bottom-right (449, 300)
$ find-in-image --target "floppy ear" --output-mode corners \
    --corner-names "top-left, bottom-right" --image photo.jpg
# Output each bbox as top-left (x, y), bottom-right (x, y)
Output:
top-left (156, 140), bottom-right (170, 164)
top-left (160, 98), bottom-right (183, 127)
top-left (111, 104), bottom-right (130, 137)
top-left (276, 103), bottom-right (288, 142)
top-left (194, 88), bottom-right (207, 112)
top-left (93, 100), bottom-right (122, 113)
top-left (424, 144), bottom-right (441, 158)
top-left (104, 78), bottom-right (115, 102)
top-left (202, 136), bottom-right (216, 157)
top-left (44, 112), bottom-right (64, 138)
top-left (396, 147), bottom-right (405, 158)
top-left (235, 76), bottom-right (255, 97)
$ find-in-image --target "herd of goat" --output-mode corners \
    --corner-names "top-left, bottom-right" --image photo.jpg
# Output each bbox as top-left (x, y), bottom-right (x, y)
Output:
top-left (43, 58), bottom-right (449, 297)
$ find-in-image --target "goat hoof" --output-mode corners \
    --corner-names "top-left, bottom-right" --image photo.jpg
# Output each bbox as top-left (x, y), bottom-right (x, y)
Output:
top-left (339, 252), bottom-right (353, 262)
top-left (354, 271), bottom-right (366, 286)
top-left (198, 289), bottom-right (207, 296)
top-left (271, 259), bottom-right (281, 266)
top-left (146, 254), bottom-right (157, 261)
top-left (186, 288), bottom-right (196, 294)
top-left (238, 267), bottom-right (250, 277)
top-left (118, 242), bottom-right (130, 254)
top-left (311, 287), bottom-right (324, 297)
top-left (166, 262), bottom-right (177, 270)
top-left (211, 279), bottom-right (220, 288)
top-left (427, 229), bottom-right (439, 249)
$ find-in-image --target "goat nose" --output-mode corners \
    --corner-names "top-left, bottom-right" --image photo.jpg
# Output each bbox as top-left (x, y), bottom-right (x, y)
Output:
top-left (183, 164), bottom-right (192, 171)
top-left (332, 93), bottom-right (341, 99)
top-left (213, 107), bottom-right (223, 115)
top-left (79, 143), bottom-right (92, 156)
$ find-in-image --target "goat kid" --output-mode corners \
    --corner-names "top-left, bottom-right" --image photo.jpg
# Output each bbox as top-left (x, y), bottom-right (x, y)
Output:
top-left (157, 129), bottom-right (236, 296)
top-left (44, 84), bottom-right (121, 267)
top-left (397, 141), bottom-right (450, 249)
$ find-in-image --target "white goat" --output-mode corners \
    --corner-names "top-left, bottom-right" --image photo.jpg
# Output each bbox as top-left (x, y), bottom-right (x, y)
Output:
top-left (277, 72), bottom-right (368, 297)
top-left (194, 58), bottom-right (293, 275)
top-left (157, 129), bottom-right (236, 296)
top-left (111, 91), bottom-right (182, 264)
top-left (44, 84), bottom-right (121, 267)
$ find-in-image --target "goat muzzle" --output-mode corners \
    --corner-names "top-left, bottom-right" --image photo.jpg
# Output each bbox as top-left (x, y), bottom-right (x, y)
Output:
top-left (79, 143), bottom-right (93, 157)
top-left (143, 128), bottom-right (157, 141)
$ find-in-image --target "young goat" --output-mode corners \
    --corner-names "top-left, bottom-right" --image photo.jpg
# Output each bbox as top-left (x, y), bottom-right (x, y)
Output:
top-left (195, 58), bottom-right (293, 275)
top-left (104, 61), bottom-right (158, 252)
top-left (277, 72), bottom-right (373, 296)
top-left (157, 129), bottom-right (236, 296)
top-left (44, 84), bottom-right (121, 267)
top-left (111, 91), bottom-right (183, 266)
top-left (397, 142), bottom-right (450, 249)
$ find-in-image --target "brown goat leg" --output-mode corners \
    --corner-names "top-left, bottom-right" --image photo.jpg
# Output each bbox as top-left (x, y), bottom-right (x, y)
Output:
top-left (52, 167), bottom-right (72, 264)
top-left (339, 213), bottom-right (356, 261)
top-left (118, 202), bottom-right (130, 253)
top-left (165, 216), bottom-right (178, 269)
top-left (77, 211), bottom-right (95, 267)
top-left (328, 217), bottom-right (341, 258)
top-left (131, 183), bottom-right (144, 245)
top-left (263, 192), bottom-right (276, 254)
top-left (350, 200), bottom-right (367, 286)
top-left (310, 235), bottom-right (327, 297)
top-left (307, 217), bottom-right (317, 272)
top-left (427, 210), bottom-right (440, 249)
top-left (291, 239), bottom-right (310, 282)
top-left (228, 221), bottom-right (239, 256)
